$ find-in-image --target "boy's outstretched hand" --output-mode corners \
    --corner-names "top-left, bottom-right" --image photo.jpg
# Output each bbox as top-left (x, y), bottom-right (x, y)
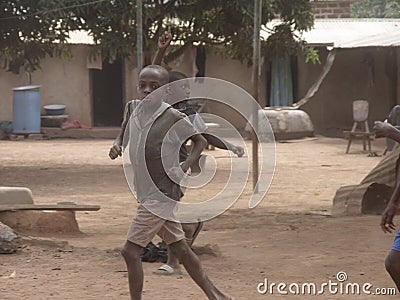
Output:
top-left (232, 146), bottom-right (244, 157)
top-left (109, 144), bottom-right (122, 160)
top-left (158, 27), bottom-right (172, 50)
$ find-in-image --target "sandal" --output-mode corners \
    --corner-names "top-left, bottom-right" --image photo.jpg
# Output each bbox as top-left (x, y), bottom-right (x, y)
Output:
top-left (153, 264), bottom-right (182, 276)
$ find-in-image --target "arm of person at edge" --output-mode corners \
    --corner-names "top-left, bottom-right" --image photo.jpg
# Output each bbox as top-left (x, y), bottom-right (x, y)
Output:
top-left (381, 184), bottom-right (400, 234)
top-left (374, 121), bottom-right (400, 233)
top-left (152, 27), bottom-right (172, 65)
top-left (168, 133), bottom-right (207, 181)
top-left (374, 121), bottom-right (400, 143)
top-left (109, 102), bottom-right (130, 159)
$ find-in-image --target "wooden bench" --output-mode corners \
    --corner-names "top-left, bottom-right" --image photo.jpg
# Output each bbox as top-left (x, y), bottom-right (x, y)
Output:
top-left (0, 187), bottom-right (100, 234)
top-left (0, 187), bottom-right (100, 212)
top-left (0, 203), bottom-right (100, 212)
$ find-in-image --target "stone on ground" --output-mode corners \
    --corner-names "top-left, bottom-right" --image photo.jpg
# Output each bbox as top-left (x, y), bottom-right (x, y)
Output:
top-left (0, 222), bottom-right (21, 254)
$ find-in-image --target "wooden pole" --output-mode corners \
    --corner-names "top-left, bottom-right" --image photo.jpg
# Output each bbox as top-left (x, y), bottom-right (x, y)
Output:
top-left (136, 0), bottom-right (143, 75)
top-left (252, 0), bottom-right (261, 193)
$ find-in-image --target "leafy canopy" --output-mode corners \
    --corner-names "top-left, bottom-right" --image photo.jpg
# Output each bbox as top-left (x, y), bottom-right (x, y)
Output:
top-left (0, 0), bottom-right (315, 72)
top-left (351, 0), bottom-right (400, 18)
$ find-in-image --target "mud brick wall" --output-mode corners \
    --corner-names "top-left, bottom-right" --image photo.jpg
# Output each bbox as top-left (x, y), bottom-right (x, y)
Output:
top-left (312, 0), bottom-right (354, 18)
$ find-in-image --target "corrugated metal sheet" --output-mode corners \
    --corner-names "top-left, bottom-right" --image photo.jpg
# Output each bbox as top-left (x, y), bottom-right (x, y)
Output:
top-left (69, 18), bottom-right (400, 47)
top-left (343, 30), bottom-right (400, 47)
top-left (304, 19), bottom-right (400, 48)
top-left (264, 19), bottom-right (400, 48)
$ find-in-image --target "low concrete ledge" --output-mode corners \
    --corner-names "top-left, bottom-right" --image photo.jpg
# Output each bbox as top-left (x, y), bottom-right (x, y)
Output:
top-left (42, 127), bottom-right (119, 139)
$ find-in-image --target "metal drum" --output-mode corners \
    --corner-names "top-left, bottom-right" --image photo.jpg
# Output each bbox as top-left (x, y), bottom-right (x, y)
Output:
top-left (12, 85), bottom-right (41, 134)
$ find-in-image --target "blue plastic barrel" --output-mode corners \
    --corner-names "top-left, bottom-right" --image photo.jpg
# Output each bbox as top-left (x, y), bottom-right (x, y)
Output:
top-left (12, 85), bottom-right (41, 134)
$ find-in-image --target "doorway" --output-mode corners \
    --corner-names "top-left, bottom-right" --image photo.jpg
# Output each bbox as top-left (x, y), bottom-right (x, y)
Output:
top-left (91, 59), bottom-right (124, 126)
top-left (266, 55), bottom-right (298, 107)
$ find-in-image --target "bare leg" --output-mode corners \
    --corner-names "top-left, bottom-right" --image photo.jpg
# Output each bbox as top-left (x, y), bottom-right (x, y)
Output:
top-left (121, 241), bottom-right (144, 300)
top-left (166, 244), bottom-right (180, 269)
top-left (385, 250), bottom-right (400, 291)
top-left (163, 222), bottom-right (202, 270)
top-left (183, 222), bottom-right (200, 246)
top-left (169, 240), bottom-right (231, 300)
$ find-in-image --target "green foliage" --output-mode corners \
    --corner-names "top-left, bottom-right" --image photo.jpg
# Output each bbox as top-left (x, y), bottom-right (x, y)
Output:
top-left (305, 47), bottom-right (320, 64)
top-left (0, 0), bottom-right (85, 72)
top-left (0, 0), bottom-right (315, 71)
top-left (351, 0), bottom-right (400, 18)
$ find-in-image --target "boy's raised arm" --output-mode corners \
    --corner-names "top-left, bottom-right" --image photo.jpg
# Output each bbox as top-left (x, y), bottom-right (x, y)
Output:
top-left (152, 28), bottom-right (172, 65)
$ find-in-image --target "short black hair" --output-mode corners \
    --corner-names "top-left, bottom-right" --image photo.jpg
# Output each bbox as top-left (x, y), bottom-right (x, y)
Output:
top-left (169, 71), bottom-right (188, 83)
top-left (168, 71), bottom-right (191, 108)
top-left (140, 65), bottom-right (169, 83)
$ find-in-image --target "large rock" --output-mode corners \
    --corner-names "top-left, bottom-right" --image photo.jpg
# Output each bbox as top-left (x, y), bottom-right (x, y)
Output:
top-left (0, 222), bottom-right (21, 254)
top-left (262, 109), bottom-right (314, 140)
top-left (246, 109), bottom-right (314, 141)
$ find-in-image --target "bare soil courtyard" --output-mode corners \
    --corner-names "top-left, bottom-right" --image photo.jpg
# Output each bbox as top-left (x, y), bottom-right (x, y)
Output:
top-left (0, 136), bottom-right (397, 299)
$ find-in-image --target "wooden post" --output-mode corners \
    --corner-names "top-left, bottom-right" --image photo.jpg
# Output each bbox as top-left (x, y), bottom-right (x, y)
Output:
top-left (252, 0), bottom-right (262, 193)
top-left (136, 0), bottom-right (143, 75)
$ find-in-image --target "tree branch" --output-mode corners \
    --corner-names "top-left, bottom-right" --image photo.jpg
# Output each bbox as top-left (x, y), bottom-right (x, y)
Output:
top-left (164, 42), bottom-right (192, 62)
top-left (164, 36), bottom-right (225, 63)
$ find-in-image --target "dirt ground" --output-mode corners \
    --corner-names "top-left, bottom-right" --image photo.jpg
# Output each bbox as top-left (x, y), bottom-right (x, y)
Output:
top-left (0, 136), bottom-right (398, 299)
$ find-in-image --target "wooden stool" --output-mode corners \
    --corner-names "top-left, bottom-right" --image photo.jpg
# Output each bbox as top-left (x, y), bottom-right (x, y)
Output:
top-left (344, 131), bottom-right (374, 153)
top-left (344, 100), bottom-right (374, 154)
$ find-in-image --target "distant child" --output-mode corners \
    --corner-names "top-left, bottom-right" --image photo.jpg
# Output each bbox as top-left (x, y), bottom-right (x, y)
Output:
top-left (151, 31), bottom-right (244, 276)
top-left (385, 105), bottom-right (400, 154)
